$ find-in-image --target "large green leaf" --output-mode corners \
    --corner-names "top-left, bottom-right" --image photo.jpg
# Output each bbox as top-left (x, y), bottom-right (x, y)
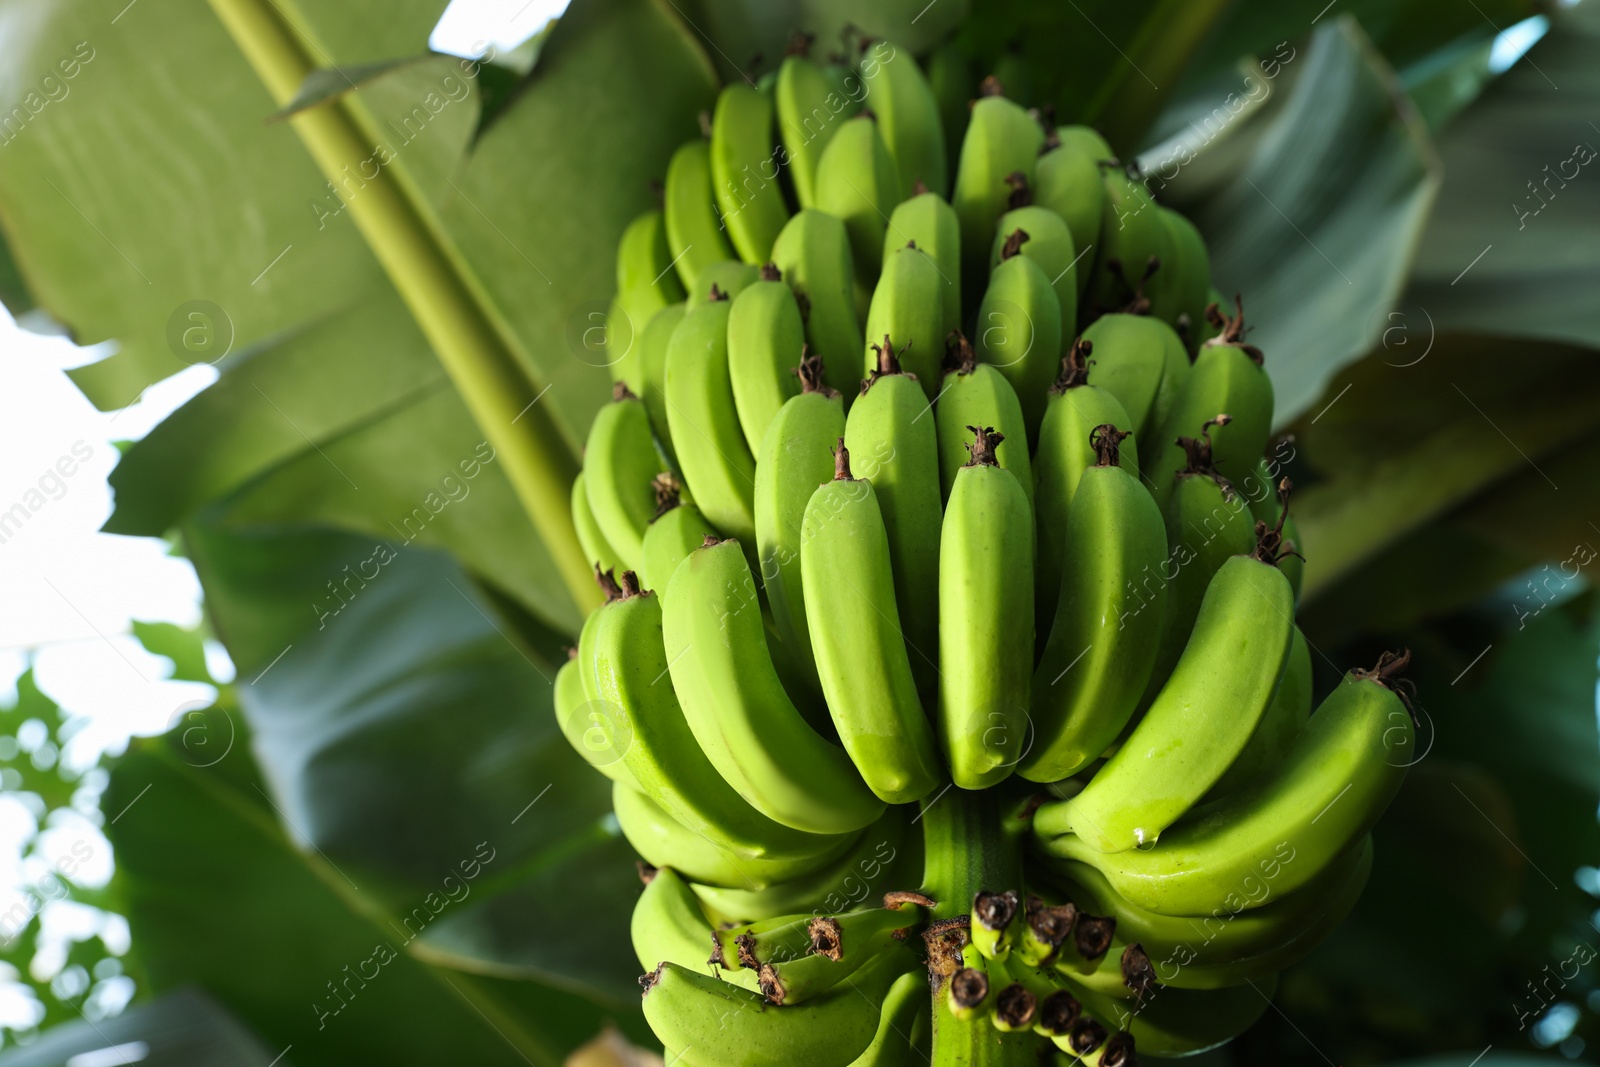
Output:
top-left (0, 989), bottom-right (280, 1067)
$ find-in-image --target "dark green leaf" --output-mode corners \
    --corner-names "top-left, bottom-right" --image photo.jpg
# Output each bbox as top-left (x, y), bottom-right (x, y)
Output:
top-left (0, 989), bottom-right (281, 1067)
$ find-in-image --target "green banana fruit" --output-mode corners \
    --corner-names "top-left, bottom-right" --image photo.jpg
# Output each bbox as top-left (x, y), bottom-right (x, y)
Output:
top-left (802, 441), bottom-right (944, 804)
top-left (938, 426), bottom-right (1034, 789)
top-left (775, 48), bottom-right (855, 210)
top-left (638, 301), bottom-right (687, 459)
top-left (639, 474), bottom-right (717, 594)
top-left (849, 968), bottom-right (932, 1065)
top-left (572, 472), bottom-right (623, 576)
top-left (664, 538), bottom-right (884, 835)
top-left (754, 355), bottom-right (847, 695)
top-left (1039, 545), bottom-right (1295, 853)
top-left (975, 243), bottom-right (1062, 442)
top-left (863, 242), bottom-right (946, 398)
top-left (711, 84), bottom-right (789, 264)
top-left (951, 79), bottom-right (1043, 315)
top-left (728, 264), bottom-right (808, 454)
top-left (1089, 165), bottom-right (1168, 319)
top-left (935, 333), bottom-right (1032, 508)
top-left (1207, 626), bottom-right (1312, 801)
top-left (710, 900), bottom-right (926, 1006)
top-left (689, 258), bottom-right (762, 304)
top-left (1079, 313), bottom-right (1188, 444)
top-left (664, 138), bottom-right (737, 293)
top-left (612, 209), bottom-right (686, 390)
top-left (883, 191), bottom-right (961, 343)
top-left (633, 864), bottom-right (759, 992)
top-left (1156, 207), bottom-right (1213, 352)
top-left (862, 38), bottom-right (948, 200)
top-left (990, 203), bottom-right (1078, 356)
top-left (771, 209), bottom-right (866, 400)
top-left (554, 643), bottom-right (633, 786)
top-left (1023, 426), bottom-right (1167, 783)
top-left (814, 113), bottom-right (900, 285)
top-left (583, 384), bottom-right (667, 570)
top-left (1033, 127), bottom-right (1113, 300)
top-left (1039, 652), bottom-right (1415, 915)
top-left (664, 290), bottom-right (758, 543)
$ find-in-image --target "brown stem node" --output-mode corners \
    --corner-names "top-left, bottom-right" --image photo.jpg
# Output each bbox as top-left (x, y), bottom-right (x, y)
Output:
top-left (999, 227), bottom-right (1030, 261)
top-left (832, 437), bottom-right (853, 480)
top-left (964, 425), bottom-right (1003, 467)
top-left (1204, 292), bottom-right (1265, 364)
top-left (1053, 338), bottom-right (1094, 392)
top-left (1090, 424), bottom-right (1131, 468)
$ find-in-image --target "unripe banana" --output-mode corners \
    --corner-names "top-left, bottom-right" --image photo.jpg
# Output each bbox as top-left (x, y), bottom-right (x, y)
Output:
top-left (754, 355), bottom-right (846, 695)
top-left (638, 302), bottom-right (687, 458)
top-left (883, 192), bottom-right (961, 342)
top-left (850, 968), bottom-right (932, 1065)
top-left (775, 48), bottom-right (856, 210)
top-left (1088, 165), bottom-right (1168, 319)
top-left (1156, 207), bottom-right (1213, 353)
top-left (612, 209), bottom-right (686, 390)
top-left (771, 210), bottom-right (866, 400)
top-left (571, 472), bottom-right (623, 576)
top-left (1144, 297), bottom-right (1274, 505)
top-left (554, 643), bottom-right (633, 786)
top-left (663, 139), bottom-right (736, 293)
top-left (861, 38), bottom-right (948, 200)
top-left (844, 342), bottom-right (943, 706)
top-left (1208, 626), bottom-right (1312, 800)
top-left (711, 899), bottom-right (926, 1006)
top-left (1031, 342), bottom-right (1138, 626)
top-left (613, 781), bottom-right (857, 889)
top-left (935, 333), bottom-right (1032, 508)
top-left (1034, 127), bottom-right (1113, 300)
top-left (583, 384), bottom-right (667, 570)
top-left (1040, 651), bottom-right (1415, 916)
top-left (974, 245), bottom-right (1062, 442)
top-left (711, 84), bottom-right (789, 264)
top-left (1078, 313), bottom-right (1186, 444)
top-left (689, 258), bottom-right (761, 304)
top-left (951, 79), bottom-right (1043, 314)
top-left (664, 291), bottom-right (758, 543)
top-left (939, 426), bottom-right (1033, 789)
top-left (803, 441), bottom-right (944, 804)
top-left (664, 538), bottom-right (884, 835)
top-left (991, 203), bottom-right (1078, 355)
top-left (1039, 544), bottom-right (1295, 853)
top-left (728, 264), bottom-right (807, 454)
top-left (633, 864), bottom-right (759, 992)
top-left (814, 113), bottom-right (900, 285)
top-left (1023, 426), bottom-right (1167, 784)
top-left (639, 475), bottom-right (716, 593)
top-left (1013, 894), bottom-right (1079, 968)
top-left (863, 242), bottom-right (945, 398)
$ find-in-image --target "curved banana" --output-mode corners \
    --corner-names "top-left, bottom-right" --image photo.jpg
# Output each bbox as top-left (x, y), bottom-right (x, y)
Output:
top-left (990, 203), bottom-right (1077, 356)
top-left (939, 426), bottom-right (1034, 789)
top-left (776, 48), bottom-right (854, 210)
top-left (1156, 206), bottom-right (1213, 353)
top-left (814, 113), bottom-right (900, 285)
top-left (1079, 313), bottom-right (1187, 444)
top-left (844, 340), bottom-right (944, 706)
top-left (664, 291), bottom-right (758, 543)
top-left (728, 264), bottom-right (807, 454)
top-left (802, 441), bottom-right (944, 804)
top-left (711, 900), bottom-right (926, 1006)
top-left (1023, 426), bottom-right (1167, 784)
top-left (663, 538), bottom-right (884, 835)
top-left (571, 471), bottom-right (623, 576)
top-left (863, 242), bottom-right (945, 398)
top-left (862, 38), bottom-right (947, 200)
top-left (584, 384), bottom-right (667, 570)
top-left (754, 355), bottom-right (846, 695)
top-left (639, 474), bottom-right (717, 594)
top-left (711, 84), bottom-right (789, 264)
top-left (554, 646), bottom-right (633, 786)
top-left (1038, 544), bottom-right (1295, 853)
top-left (632, 864), bottom-right (757, 993)
top-left (1208, 626), bottom-right (1312, 801)
top-left (689, 258), bottom-right (761, 304)
top-left (664, 139), bottom-right (736, 293)
top-left (883, 191), bottom-right (961, 342)
top-left (771, 210), bottom-right (865, 400)
top-left (849, 968), bottom-right (932, 1065)
top-left (1089, 165), bottom-right (1168, 319)
top-left (1040, 652), bottom-right (1415, 916)
top-left (1034, 127), bottom-right (1113, 300)
top-left (638, 302), bottom-right (687, 458)
top-left (935, 333), bottom-right (1032, 508)
top-left (974, 244), bottom-right (1062, 443)
top-left (613, 209), bottom-right (686, 390)
top-left (951, 79), bottom-right (1043, 314)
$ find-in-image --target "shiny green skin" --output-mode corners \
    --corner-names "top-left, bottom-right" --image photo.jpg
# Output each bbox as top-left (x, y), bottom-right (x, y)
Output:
top-left (1047, 555), bottom-right (1294, 853)
top-left (642, 951), bottom-right (911, 1067)
top-left (1034, 127), bottom-right (1112, 300)
top-left (612, 210), bottom-right (685, 391)
top-left (844, 373), bottom-right (943, 707)
top-left (1157, 207), bottom-right (1213, 353)
top-left (689, 258), bottom-right (761, 304)
top-left (663, 140), bottom-right (736, 293)
top-left (883, 193), bottom-right (961, 343)
top-left (755, 390), bottom-right (846, 696)
top-left (803, 476), bottom-right (944, 804)
top-left (554, 654), bottom-right (633, 787)
top-left (1089, 167), bottom-right (1169, 317)
top-left (974, 253), bottom-right (1062, 444)
top-left (776, 55), bottom-right (853, 210)
top-left (1246, 458), bottom-right (1305, 600)
top-left (571, 471), bottom-right (622, 576)
top-left (863, 243), bottom-right (945, 400)
top-left (711, 84), bottom-right (789, 264)
top-left (848, 968), bottom-right (932, 1066)
top-left (771, 210), bottom-right (865, 401)
top-left (990, 206), bottom-right (1077, 357)
top-left (1041, 671), bottom-right (1412, 916)
top-left (934, 363), bottom-right (1031, 509)
top-left (728, 278), bottom-right (807, 455)
top-left (638, 302), bottom-right (687, 457)
top-left (1079, 314), bottom-right (1179, 443)
top-left (951, 93), bottom-right (1043, 316)
top-left (1207, 627), bottom-right (1312, 800)
top-left (664, 299), bottom-right (757, 543)
top-left (815, 115), bottom-right (900, 285)
top-left (1032, 383), bottom-right (1137, 627)
top-left (1137, 471), bottom-right (1258, 713)
top-left (633, 865), bottom-right (759, 994)
top-left (1023, 463), bottom-right (1167, 783)
top-left (639, 502), bottom-right (716, 595)
top-left (1144, 343), bottom-right (1274, 507)
top-left (865, 38), bottom-right (947, 200)
top-left (939, 461), bottom-right (1034, 789)
top-left (712, 906), bottom-right (924, 993)
top-left (1146, 316), bottom-right (1194, 443)
top-left (591, 591), bottom-right (841, 860)
top-left (614, 781), bottom-right (858, 889)
top-left (664, 540), bottom-right (884, 835)
top-left (583, 394), bottom-right (664, 570)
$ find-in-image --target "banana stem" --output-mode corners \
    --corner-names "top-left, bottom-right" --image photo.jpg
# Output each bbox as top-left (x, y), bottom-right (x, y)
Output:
top-left (205, 0), bottom-right (601, 616)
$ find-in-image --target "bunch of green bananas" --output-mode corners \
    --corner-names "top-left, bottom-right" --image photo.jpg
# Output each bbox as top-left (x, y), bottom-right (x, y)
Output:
top-left (558, 33), bottom-right (1418, 1067)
